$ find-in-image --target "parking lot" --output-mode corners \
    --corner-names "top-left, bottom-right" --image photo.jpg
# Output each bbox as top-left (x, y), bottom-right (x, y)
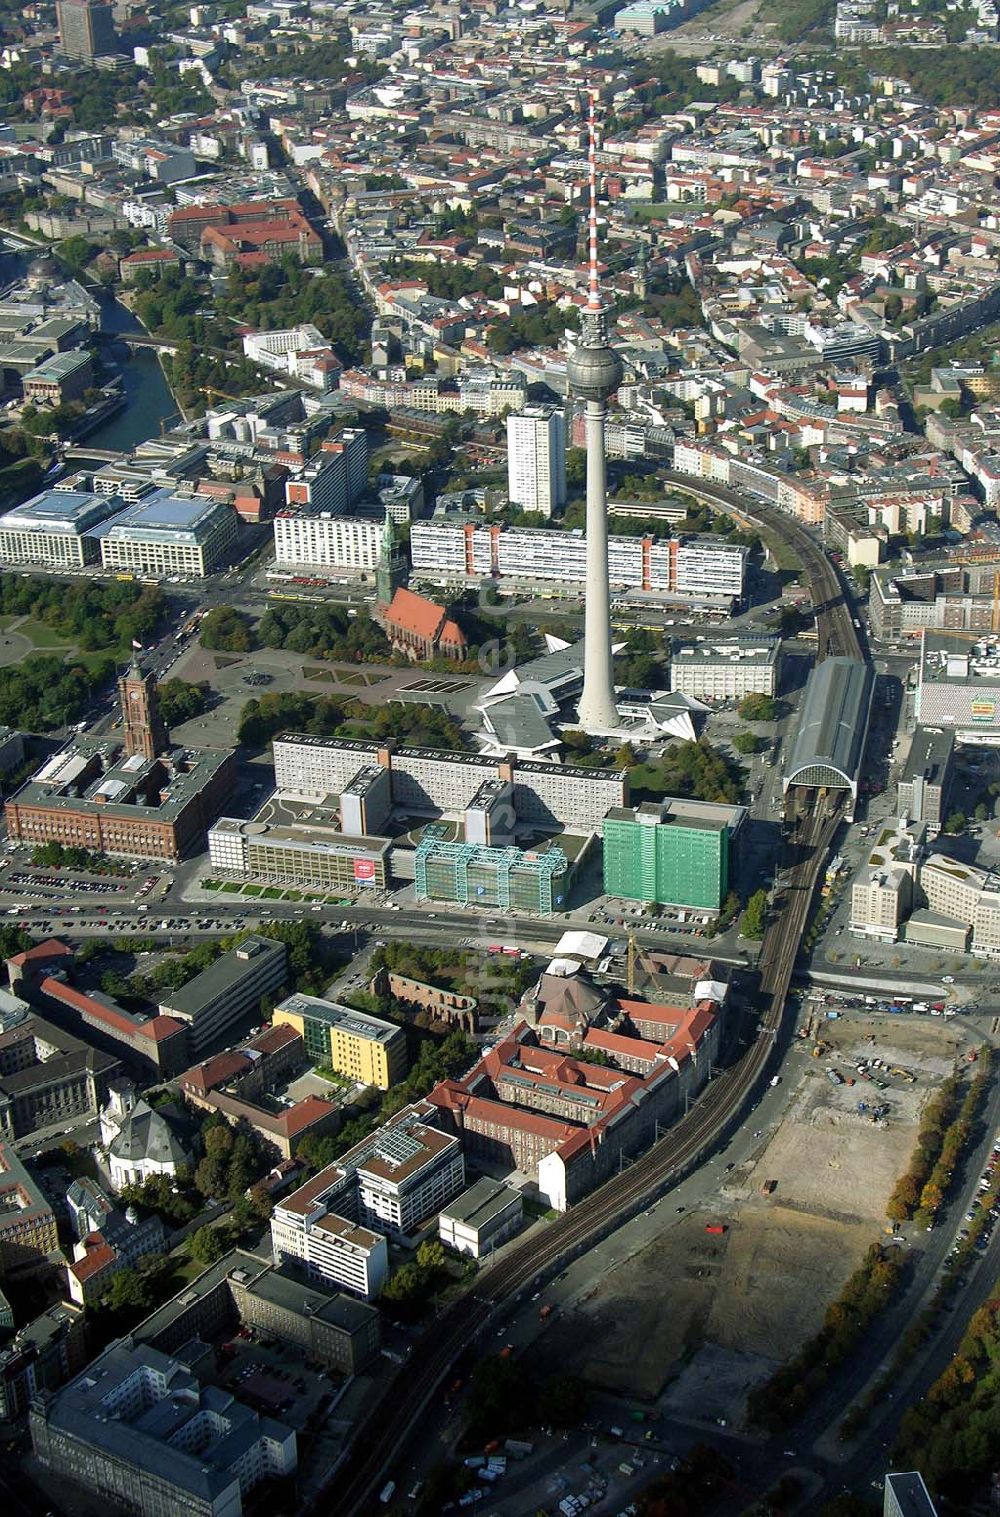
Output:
top-left (215, 1332), bottom-right (334, 1430)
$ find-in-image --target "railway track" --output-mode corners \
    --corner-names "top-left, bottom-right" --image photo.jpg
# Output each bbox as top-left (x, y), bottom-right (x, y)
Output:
top-left (326, 801), bottom-right (841, 1515)
top-left (658, 470), bottom-right (862, 665)
top-left (325, 480), bottom-right (862, 1513)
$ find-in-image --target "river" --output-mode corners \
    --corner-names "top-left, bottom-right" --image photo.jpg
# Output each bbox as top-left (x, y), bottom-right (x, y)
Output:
top-left (0, 243), bottom-right (181, 453)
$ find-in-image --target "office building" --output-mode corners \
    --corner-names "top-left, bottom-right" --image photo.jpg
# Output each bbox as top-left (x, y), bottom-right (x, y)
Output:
top-left (270, 1185), bottom-right (388, 1299)
top-left (272, 511), bottom-right (383, 573)
top-left (30, 1340), bottom-right (297, 1517)
top-left (273, 993), bottom-right (407, 1090)
top-left (602, 799), bottom-right (745, 911)
top-left (118, 653), bottom-right (167, 762)
top-left (0, 1301), bottom-right (87, 1420)
top-left (415, 831), bottom-right (572, 915)
top-left (352, 1108), bottom-right (464, 1240)
top-left (272, 1100), bottom-right (462, 1277)
top-left (896, 727), bottom-right (954, 830)
top-left (98, 493), bottom-right (239, 578)
top-left (5, 740), bottom-right (236, 861)
top-left (916, 631), bottom-right (1000, 737)
top-left (849, 819), bottom-right (923, 943)
top-left (438, 1177), bottom-right (523, 1258)
top-left (0, 490), bottom-right (124, 569)
top-left (507, 406), bottom-right (566, 519)
top-left (135, 1247), bottom-right (381, 1377)
top-left (56, 0), bottom-right (116, 60)
top-left (157, 937), bottom-right (287, 1057)
top-left (0, 1142), bottom-right (59, 1275)
top-left (0, 1011), bottom-right (119, 1141)
top-left (207, 814), bottom-right (391, 892)
top-left (670, 637), bottom-right (779, 701)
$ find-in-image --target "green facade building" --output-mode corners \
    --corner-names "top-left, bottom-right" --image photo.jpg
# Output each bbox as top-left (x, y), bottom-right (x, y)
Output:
top-left (602, 799), bottom-right (745, 910)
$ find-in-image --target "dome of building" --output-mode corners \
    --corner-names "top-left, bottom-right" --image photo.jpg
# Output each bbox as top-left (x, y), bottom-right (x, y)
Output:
top-left (27, 254), bottom-right (59, 288)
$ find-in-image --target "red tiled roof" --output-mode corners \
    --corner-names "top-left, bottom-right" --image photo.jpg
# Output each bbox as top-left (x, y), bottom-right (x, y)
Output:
top-left (41, 978), bottom-right (185, 1043)
top-left (180, 1050), bottom-right (248, 1093)
top-left (70, 1232), bottom-right (117, 1282)
top-left (8, 938), bottom-right (72, 969)
top-left (384, 586), bottom-right (447, 640)
top-left (583, 1027), bottom-right (663, 1063)
top-left (276, 1095), bottom-right (338, 1138)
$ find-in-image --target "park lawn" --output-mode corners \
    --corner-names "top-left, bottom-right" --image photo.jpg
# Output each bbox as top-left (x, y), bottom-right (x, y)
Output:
top-left (16, 618), bottom-right (75, 650)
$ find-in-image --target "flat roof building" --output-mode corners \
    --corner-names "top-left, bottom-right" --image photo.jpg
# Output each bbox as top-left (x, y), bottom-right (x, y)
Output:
top-left (783, 657), bottom-right (873, 812)
top-left (0, 489), bottom-right (125, 568)
top-left (897, 726), bottom-right (954, 830)
top-left (884, 1472), bottom-right (939, 1517)
top-left (438, 1176), bottom-right (523, 1258)
top-left (273, 992), bottom-right (407, 1090)
top-left (157, 936), bottom-right (287, 1057)
top-left (916, 630), bottom-right (1000, 738)
top-left (134, 1247), bottom-right (381, 1377)
top-left (271, 1100), bottom-right (463, 1287)
top-left (208, 813), bottom-right (391, 892)
top-left (97, 491), bottom-right (239, 578)
top-left (670, 636), bottom-right (779, 702)
top-left (30, 1339), bottom-right (297, 1517)
top-left (602, 798), bottom-right (745, 911)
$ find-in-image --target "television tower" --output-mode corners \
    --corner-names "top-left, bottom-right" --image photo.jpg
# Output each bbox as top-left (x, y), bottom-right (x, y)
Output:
top-left (569, 90), bottom-right (622, 733)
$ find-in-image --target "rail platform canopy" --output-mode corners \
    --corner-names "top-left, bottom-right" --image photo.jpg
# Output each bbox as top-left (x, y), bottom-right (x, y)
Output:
top-left (783, 657), bottom-right (873, 804)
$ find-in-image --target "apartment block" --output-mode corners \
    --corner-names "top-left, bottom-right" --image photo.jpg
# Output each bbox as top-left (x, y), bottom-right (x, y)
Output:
top-left (271, 735), bottom-right (628, 833)
top-left (506, 406), bottom-right (566, 518)
top-left (409, 521), bottom-right (746, 603)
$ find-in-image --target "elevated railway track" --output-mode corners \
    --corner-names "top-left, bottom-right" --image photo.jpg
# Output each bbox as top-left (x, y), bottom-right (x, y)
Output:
top-left (324, 482), bottom-right (865, 1514)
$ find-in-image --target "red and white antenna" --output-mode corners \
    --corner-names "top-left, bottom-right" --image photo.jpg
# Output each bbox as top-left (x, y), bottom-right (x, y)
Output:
top-left (587, 87), bottom-right (601, 313)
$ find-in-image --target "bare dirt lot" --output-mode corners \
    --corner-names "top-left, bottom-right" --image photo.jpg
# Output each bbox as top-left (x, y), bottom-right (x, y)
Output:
top-left (530, 1015), bottom-right (971, 1423)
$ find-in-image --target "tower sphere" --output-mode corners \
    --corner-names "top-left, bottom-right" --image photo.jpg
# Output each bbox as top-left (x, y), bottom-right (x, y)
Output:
top-left (566, 339), bottom-right (623, 402)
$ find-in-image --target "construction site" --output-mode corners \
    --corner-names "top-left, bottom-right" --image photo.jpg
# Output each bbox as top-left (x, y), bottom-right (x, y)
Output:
top-left (528, 1005), bottom-right (974, 1426)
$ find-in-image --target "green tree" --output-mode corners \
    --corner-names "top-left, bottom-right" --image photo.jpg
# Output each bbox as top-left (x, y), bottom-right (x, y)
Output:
top-left (733, 731), bottom-right (761, 755)
top-left (737, 693), bottom-right (777, 722)
top-left (944, 811), bottom-right (967, 834)
top-left (741, 889), bottom-right (769, 939)
top-left (188, 1225), bottom-right (227, 1267)
top-left (200, 606), bottom-right (255, 652)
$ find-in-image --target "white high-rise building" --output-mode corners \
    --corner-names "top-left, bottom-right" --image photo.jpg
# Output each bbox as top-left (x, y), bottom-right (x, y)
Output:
top-left (507, 406), bottom-right (566, 519)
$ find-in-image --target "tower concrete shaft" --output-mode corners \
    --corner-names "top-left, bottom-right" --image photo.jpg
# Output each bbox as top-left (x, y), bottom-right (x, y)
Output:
top-left (577, 396), bottom-right (618, 730)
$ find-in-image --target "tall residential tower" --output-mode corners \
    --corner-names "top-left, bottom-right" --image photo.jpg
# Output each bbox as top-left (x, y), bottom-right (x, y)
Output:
top-left (567, 91), bottom-right (622, 733)
top-left (507, 406), bottom-right (566, 519)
